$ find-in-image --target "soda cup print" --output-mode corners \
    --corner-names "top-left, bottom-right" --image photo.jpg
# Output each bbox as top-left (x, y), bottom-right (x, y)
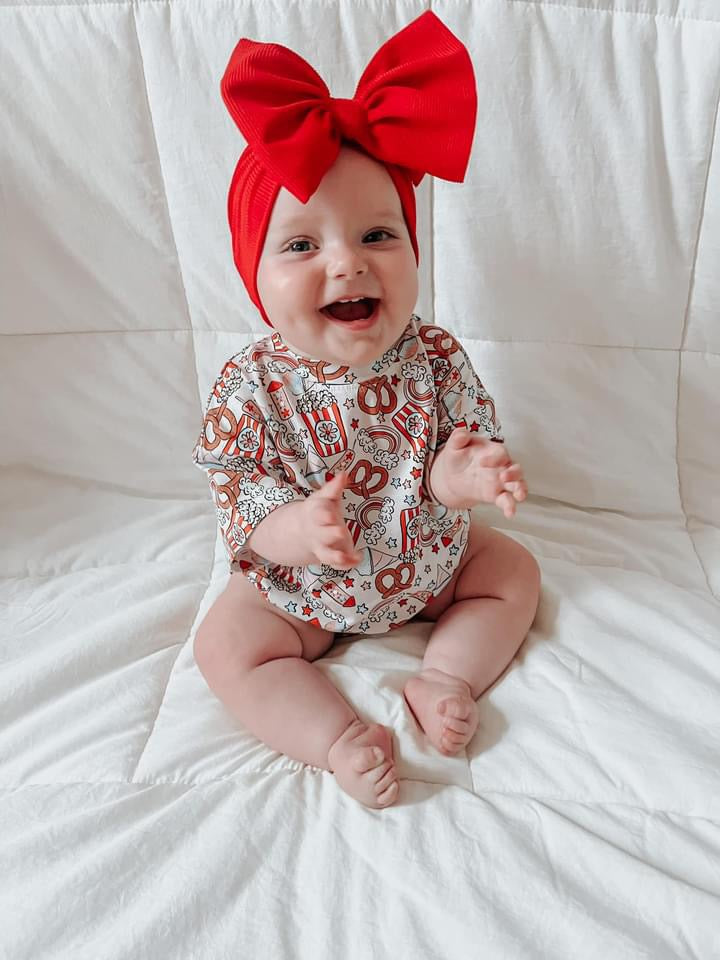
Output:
top-left (268, 380), bottom-right (293, 420)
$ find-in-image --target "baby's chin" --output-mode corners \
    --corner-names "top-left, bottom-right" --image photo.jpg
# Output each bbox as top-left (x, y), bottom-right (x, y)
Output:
top-left (279, 309), bottom-right (410, 366)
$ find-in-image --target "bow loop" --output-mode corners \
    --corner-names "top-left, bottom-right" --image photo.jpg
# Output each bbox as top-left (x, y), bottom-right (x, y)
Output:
top-left (221, 11), bottom-right (477, 203)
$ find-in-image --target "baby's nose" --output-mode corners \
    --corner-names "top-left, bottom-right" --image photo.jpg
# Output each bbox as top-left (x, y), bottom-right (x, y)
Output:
top-left (326, 246), bottom-right (368, 279)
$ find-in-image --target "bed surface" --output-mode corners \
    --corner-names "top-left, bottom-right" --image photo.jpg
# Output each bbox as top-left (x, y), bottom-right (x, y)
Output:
top-left (1, 1), bottom-right (719, 957)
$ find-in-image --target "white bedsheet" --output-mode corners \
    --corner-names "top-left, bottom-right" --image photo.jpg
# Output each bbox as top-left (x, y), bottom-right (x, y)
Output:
top-left (1, 1), bottom-right (719, 957)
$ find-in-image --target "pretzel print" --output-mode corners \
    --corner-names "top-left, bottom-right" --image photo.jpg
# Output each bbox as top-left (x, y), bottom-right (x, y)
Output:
top-left (375, 562), bottom-right (415, 599)
top-left (347, 460), bottom-right (389, 498)
top-left (208, 470), bottom-right (239, 511)
top-left (203, 402), bottom-right (237, 451)
top-left (357, 375), bottom-right (397, 415)
top-left (419, 324), bottom-right (461, 359)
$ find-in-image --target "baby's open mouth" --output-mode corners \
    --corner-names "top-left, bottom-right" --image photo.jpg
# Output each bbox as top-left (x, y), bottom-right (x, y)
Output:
top-left (320, 297), bottom-right (379, 322)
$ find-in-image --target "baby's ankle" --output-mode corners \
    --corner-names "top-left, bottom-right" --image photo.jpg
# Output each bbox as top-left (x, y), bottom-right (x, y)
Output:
top-left (327, 718), bottom-right (365, 770)
top-left (418, 667), bottom-right (472, 695)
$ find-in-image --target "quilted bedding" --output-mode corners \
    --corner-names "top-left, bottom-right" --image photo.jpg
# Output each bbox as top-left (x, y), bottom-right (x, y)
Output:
top-left (1, 0), bottom-right (719, 957)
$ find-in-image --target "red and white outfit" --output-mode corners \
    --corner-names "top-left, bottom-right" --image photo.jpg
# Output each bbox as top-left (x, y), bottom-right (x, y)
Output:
top-left (192, 315), bottom-right (503, 634)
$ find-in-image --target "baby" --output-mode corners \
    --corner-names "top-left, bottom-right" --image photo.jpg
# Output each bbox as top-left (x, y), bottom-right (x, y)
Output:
top-left (192, 12), bottom-right (540, 808)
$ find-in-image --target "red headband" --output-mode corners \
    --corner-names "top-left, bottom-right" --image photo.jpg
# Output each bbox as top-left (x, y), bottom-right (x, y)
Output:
top-left (221, 11), bottom-right (477, 326)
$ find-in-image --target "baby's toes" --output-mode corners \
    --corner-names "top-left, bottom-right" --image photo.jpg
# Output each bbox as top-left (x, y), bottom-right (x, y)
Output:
top-left (352, 745), bottom-right (384, 774)
top-left (443, 715), bottom-right (470, 735)
top-left (440, 738), bottom-right (465, 756)
top-left (377, 779), bottom-right (399, 806)
top-left (439, 696), bottom-right (472, 721)
top-left (373, 761), bottom-right (399, 803)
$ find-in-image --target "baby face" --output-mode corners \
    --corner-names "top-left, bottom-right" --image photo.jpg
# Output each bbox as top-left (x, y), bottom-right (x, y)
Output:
top-left (256, 146), bottom-right (419, 367)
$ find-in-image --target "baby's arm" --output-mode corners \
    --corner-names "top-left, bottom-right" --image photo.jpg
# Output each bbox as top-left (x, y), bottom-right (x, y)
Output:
top-left (422, 326), bottom-right (526, 517)
top-left (249, 472), bottom-right (362, 568)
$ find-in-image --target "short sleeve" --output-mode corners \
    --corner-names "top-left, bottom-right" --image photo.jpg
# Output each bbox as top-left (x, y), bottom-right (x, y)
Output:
top-left (192, 353), bottom-right (305, 564)
top-left (421, 324), bottom-right (503, 446)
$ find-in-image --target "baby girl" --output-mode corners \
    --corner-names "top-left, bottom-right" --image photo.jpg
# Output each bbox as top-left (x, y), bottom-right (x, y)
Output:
top-left (192, 12), bottom-right (540, 808)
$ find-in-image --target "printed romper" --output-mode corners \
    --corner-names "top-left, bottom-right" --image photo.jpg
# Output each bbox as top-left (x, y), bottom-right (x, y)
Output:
top-left (192, 315), bottom-right (503, 635)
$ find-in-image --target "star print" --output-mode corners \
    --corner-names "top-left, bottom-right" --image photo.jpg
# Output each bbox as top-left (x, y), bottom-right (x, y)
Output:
top-left (377, 412), bottom-right (386, 423)
top-left (402, 479), bottom-right (412, 489)
top-left (414, 577), bottom-right (422, 587)
top-left (284, 602), bottom-right (297, 613)
top-left (347, 373), bottom-right (358, 383)
top-left (411, 467), bottom-right (422, 480)
top-left (386, 537), bottom-right (397, 548)
top-left (398, 598), bottom-right (407, 607)
top-left (391, 477), bottom-right (402, 489)
top-left (356, 603), bottom-right (368, 614)
top-left (432, 544), bottom-right (440, 554)
top-left (247, 381), bottom-right (259, 393)
top-left (470, 422), bottom-right (480, 432)
top-left (359, 621), bottom-right (370, 632)
top-left (424, 564), bottom-right (432, 573)
top-left (302, 605), bottom-right (313, 616)
top-left (387, 611), bottom-right (397, 621)
top-left (343, 577), bottom-right (354, 587)
top-left (468, 385), bottom-right (475, 399)
top-left (344, 398), bottom-right (355, 410)
top-left (362, 581), bottom-right (371, 591)
top-left (403, 495), bottom-right (415, 506)
top-left (408, 604), bottom-right (417, 614)
top-left (347, 502), bottom-right (356, 514)
top-left (350, 418), bottom-right (359, 429)
top-left (449, 545), bottom-right (459, 556)
top-left (402, 449), bottom-right (412, 460)
top-left (391, 374), bottom-right (400, 385)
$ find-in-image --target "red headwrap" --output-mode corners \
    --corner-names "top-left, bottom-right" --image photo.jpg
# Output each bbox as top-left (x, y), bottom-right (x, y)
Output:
top-left (220, 11), bottom-right (477, 326)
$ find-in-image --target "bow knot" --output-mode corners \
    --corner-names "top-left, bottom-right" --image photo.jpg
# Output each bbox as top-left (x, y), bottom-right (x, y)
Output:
top-left (330, 97), bottom-right (370, 147)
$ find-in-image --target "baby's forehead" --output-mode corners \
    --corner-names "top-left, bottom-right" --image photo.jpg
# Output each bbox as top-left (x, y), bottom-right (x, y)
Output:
top-left (268, 188), bottom-right (404, 236)
top-left (271, 148), bottom-right (403, 223)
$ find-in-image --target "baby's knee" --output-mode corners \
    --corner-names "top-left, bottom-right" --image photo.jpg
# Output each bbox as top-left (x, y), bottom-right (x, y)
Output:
top-left (521, 545), bottom-right (541, 591)
top-left (193, 597), bottom-right (302, 684)
top-left (512, 543), bottom-right (541, 611)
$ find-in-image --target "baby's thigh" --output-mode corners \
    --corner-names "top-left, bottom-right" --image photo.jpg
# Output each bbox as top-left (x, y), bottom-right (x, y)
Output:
top-left (194, 572), bottom-right (335, 679)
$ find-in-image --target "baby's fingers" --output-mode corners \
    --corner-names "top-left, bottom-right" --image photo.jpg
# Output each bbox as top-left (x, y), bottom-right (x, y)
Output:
top-left (500, 465), bottom-right (528, 502)
top-left (500, 463), bottom-right (523, 483)
top-left (495, 491), bottom-right (517, 518)
top-left (316, 526), bottom-right (362, 567)
top-left (317, 545), bottom-right (362, 569)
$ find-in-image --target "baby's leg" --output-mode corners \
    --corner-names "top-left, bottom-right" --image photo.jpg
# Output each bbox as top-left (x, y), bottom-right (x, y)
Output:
top-left (194, 573), bottom-right (399, 807)
top-left (404, 522), bottom-right (540, 755)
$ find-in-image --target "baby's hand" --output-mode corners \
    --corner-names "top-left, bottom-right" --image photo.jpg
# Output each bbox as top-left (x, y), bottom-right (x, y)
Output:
top-left (304, 472), bottom-right (363, 569)
top-left (436, 428), bottom-right (528, 517)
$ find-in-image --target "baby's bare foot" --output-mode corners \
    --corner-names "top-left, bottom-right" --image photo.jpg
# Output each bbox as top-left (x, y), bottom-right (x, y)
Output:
top-left (404, 668), bottom-right (479, 756)
top-left (327, 720), bottom-right (399, 808)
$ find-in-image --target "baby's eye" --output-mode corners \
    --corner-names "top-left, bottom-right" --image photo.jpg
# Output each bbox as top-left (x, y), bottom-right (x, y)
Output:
top-left (363, 229), bottom-right (394, 243)
top-left (285, 239), bottom-right (315, 253)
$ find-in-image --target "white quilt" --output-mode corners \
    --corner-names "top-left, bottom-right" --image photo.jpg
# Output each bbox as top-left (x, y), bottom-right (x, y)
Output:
top-left (1, 0), bottom-right (719, 957)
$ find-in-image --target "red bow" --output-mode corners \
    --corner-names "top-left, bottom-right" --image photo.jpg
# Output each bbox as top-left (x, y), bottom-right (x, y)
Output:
top-left (220, 11), bottom-right (477, 203)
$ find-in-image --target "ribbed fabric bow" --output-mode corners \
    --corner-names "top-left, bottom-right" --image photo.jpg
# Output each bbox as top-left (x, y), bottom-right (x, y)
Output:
top-left (220, 10), bottom-right (477, 203)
